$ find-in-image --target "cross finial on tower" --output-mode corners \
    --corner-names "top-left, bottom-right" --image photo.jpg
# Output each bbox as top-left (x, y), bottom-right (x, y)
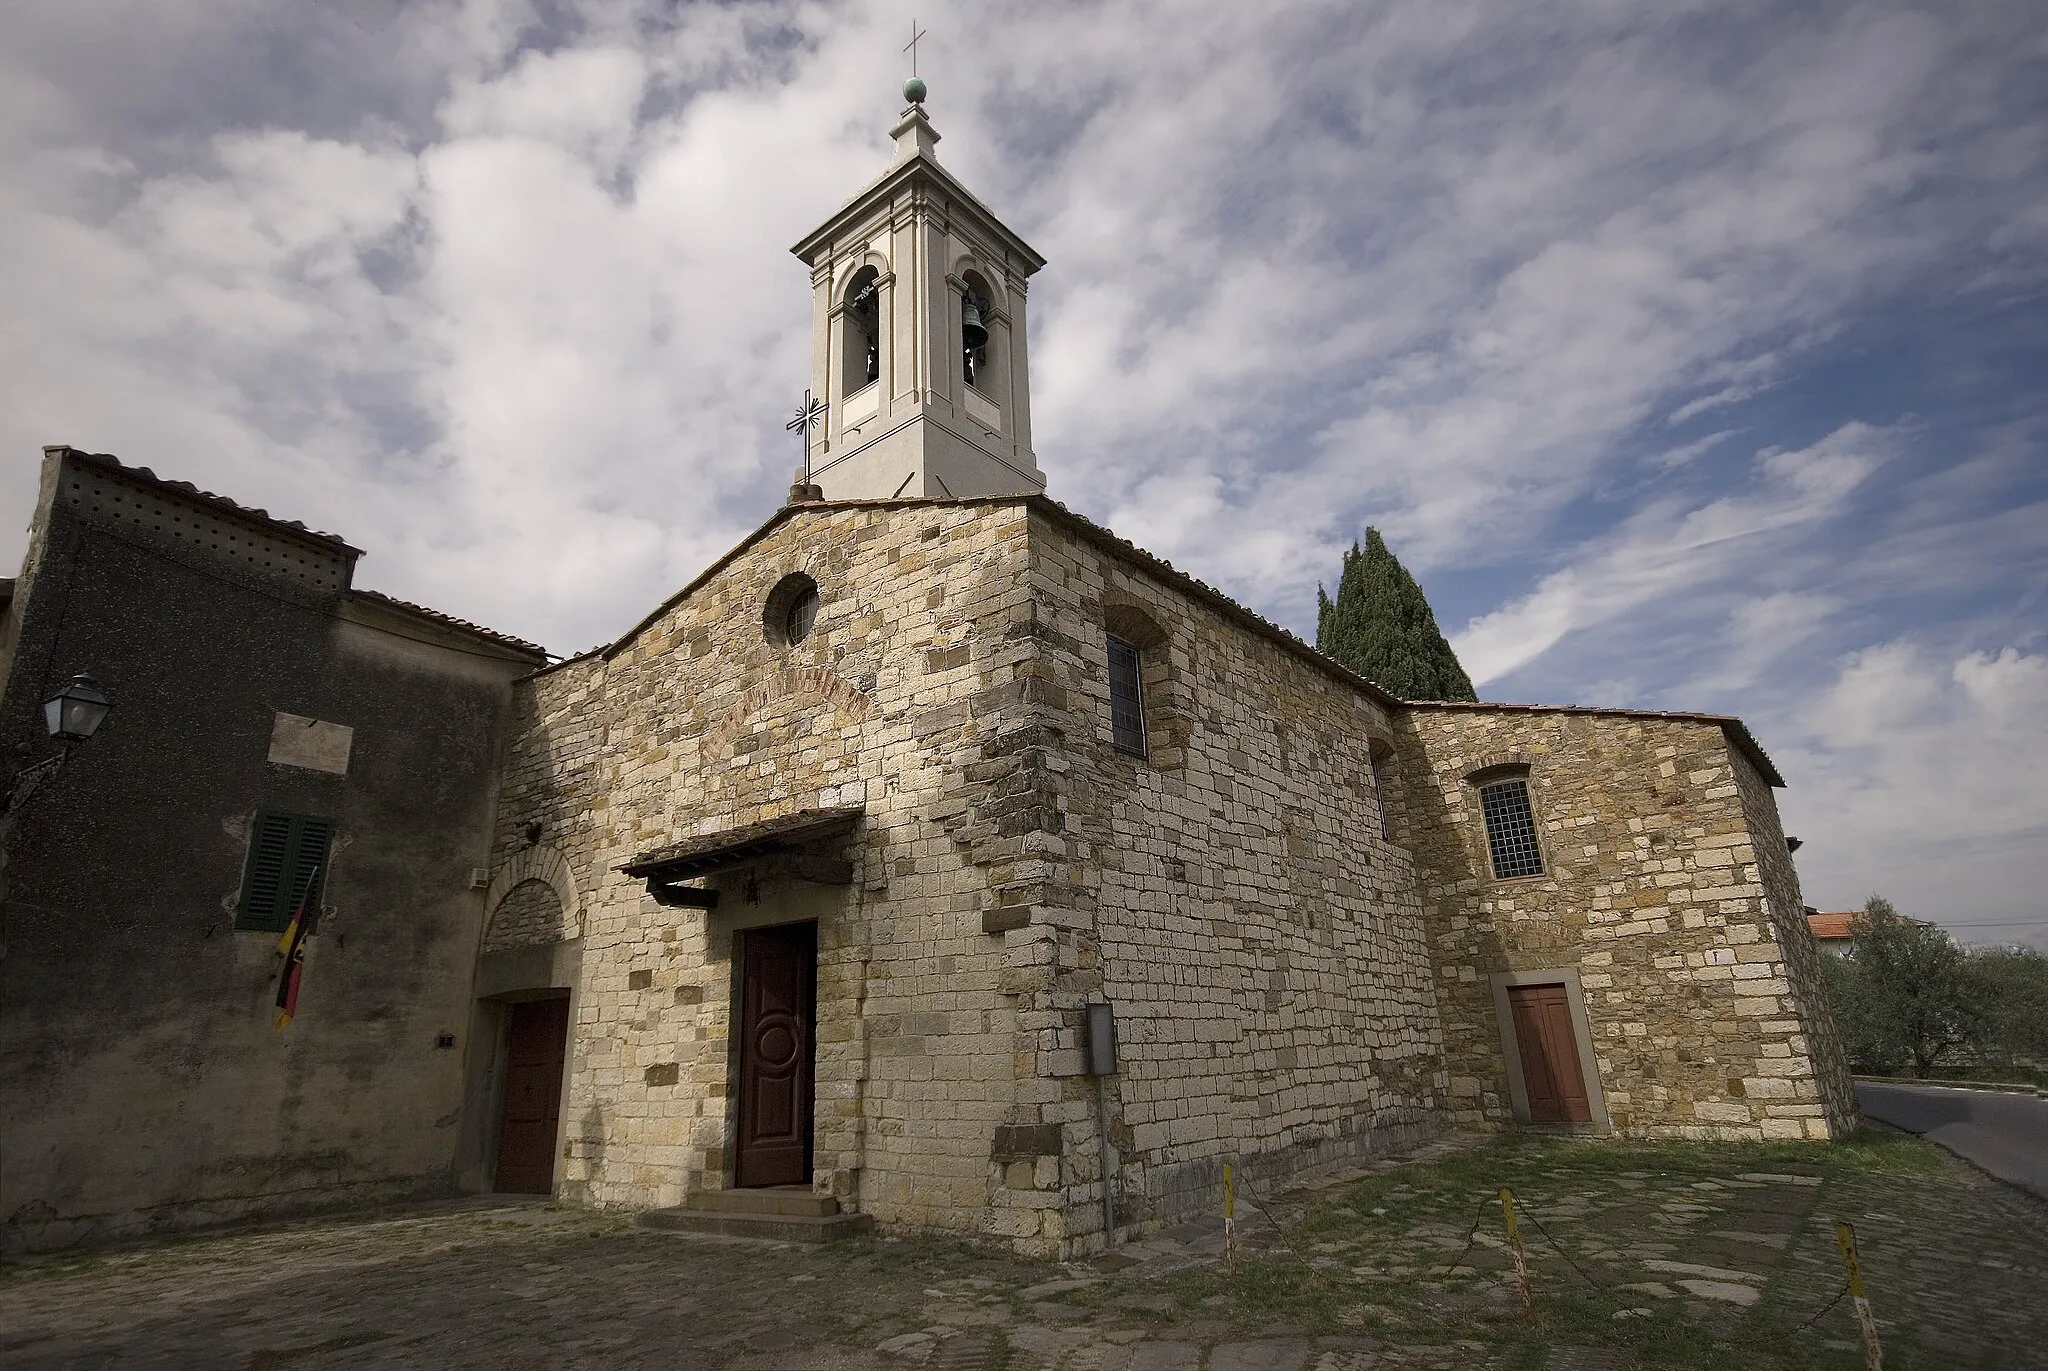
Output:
top-left (786, 388), bottom-right (827, 501)
top-left (902, 20), bottom-right (930, 105)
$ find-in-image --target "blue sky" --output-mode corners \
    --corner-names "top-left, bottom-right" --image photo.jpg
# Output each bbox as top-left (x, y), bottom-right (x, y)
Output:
top-left (3, 0), bottom-right (2043, 946)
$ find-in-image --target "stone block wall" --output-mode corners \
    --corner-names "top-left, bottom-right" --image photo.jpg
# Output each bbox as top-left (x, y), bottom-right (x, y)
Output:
top-left (1012, 509), bottom-right (1448, 1253)
top-left (1727, 747), bottom-right (1859, 1136)
top-left (1393, 707), bottom-right (1854, 1140)
top-left (489, 500), bottom-right (1065, 1237)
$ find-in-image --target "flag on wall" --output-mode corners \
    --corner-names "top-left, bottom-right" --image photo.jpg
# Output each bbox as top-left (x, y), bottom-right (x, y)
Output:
top-left (274, 865), bottom-right (319, 1029)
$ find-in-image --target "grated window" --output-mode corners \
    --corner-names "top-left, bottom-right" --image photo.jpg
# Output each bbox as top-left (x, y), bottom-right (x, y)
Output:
top-left (1107, 634), bottom-right (1146, 757)
top-left (1480, 777), bottom-right (1544, 879)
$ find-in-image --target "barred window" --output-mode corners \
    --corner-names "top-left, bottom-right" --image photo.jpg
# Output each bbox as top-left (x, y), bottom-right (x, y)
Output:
top-left (1107, 634), bottom-right (1147, 756)
top-left (1480, 777), bottom-right (1543, 878)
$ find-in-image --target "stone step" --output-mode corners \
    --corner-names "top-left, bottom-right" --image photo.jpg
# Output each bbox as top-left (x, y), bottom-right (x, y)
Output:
top-left (637, 1203), bottom-right (873, 1244)
top-left (686, 1186), bottom-right (840, 1218)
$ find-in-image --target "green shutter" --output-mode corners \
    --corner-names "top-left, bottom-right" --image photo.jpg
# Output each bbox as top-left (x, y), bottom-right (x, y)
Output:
top-left (236, 811), bottom-right (334, 932)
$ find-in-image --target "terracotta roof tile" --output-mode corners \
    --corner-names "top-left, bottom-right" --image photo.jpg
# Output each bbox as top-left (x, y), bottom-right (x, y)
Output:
top-left (1808, 911), bottom-right (1860, 940)
top-left (349, 589), bottom-right (549, 660)
top-left (58, 447), bottom-right (362, 553)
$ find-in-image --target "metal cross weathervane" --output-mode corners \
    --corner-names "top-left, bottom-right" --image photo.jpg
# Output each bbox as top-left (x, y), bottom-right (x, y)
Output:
top-left (904, 19), bottom-right (928, 75)
top-left (787, 389), bottom-right (827, 487)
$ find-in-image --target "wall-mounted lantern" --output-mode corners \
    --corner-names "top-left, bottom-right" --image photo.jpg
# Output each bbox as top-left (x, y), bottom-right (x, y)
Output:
top-left (6, 674), bottom-right (114, 826)
top-left (43, 674), bottom-right (113, 744)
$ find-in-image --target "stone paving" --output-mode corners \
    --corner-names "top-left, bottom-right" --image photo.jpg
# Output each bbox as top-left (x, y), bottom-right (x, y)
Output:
top-left (3, 1132), bottom-right (2043, 1370)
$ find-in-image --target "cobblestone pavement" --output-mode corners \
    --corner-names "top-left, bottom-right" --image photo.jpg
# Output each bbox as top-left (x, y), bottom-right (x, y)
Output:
top-left (3, 1132), bottom-right (2043, 1370)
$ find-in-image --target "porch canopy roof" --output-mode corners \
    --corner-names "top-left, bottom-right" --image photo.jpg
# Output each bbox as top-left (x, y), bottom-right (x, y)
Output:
top-left (618, 804), bottom-right (865, 881)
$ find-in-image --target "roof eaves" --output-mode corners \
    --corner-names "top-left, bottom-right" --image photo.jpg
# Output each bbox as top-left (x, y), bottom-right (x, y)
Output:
top-left (59, 447), bottom-right (364, 556)
top-left (1401, 699), bottom-right (1787, 787)
top-left (1022, 496), bottom-right (1406, 712)
top-left (790, 153), bottom-right (1046, 270)
top-left (598, 495), bottom-right (1031, 663)
top-left (619, 804), bottom-right (866, 878)
top-left (348, 588), bottom-right (550, 661)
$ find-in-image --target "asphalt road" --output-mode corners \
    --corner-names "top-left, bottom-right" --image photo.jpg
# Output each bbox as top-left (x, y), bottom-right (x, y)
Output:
top-left (1856, 1081), bottom-right (2048, 1200)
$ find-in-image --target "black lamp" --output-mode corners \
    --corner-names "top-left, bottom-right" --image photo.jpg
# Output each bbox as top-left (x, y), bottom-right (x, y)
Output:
top-left (43, 674), bottom-right (112, 743)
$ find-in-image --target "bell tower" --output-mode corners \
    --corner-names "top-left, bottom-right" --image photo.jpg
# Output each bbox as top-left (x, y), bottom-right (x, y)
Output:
top-left (790, 79), bottom-right (1047, 501)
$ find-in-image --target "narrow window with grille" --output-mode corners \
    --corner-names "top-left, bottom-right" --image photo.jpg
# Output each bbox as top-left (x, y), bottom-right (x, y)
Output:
top-left (236, 811), bottom-right (335, 932)
top-left (1479, 777), bottom-right (1544, 879)
top-left (1107, 634), bottom-right (1147, 757)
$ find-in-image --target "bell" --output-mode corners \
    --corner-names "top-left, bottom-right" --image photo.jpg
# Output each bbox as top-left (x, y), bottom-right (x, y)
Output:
top-left (961, 294), bottom-right (989, 350)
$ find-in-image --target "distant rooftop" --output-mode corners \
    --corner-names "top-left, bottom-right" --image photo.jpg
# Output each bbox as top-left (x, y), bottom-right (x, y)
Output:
top-left (1807, 911), bottom-right (1860, 940)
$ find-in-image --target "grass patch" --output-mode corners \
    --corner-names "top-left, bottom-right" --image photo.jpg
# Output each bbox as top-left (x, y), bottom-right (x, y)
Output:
top-left (1145, 1133), bottom-right (1946, 1370)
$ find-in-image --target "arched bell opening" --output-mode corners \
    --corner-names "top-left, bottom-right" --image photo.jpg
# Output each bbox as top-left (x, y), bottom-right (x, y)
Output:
top-left (839, 266), bottom-right (881, 397)
top-left (960, 269), bottom-right (993, 390)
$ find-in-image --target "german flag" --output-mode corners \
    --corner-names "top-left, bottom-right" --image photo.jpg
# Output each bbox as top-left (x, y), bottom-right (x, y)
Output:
top-left (274, 865), bottom-right (319, 1029)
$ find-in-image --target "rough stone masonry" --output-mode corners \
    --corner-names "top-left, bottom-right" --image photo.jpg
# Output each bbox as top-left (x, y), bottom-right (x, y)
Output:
top-left (480, 495), bottom-right (1855, 1259)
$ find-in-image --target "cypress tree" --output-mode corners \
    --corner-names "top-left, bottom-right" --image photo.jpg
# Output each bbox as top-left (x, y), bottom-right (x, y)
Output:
top-left (1315, 529), bottom-right (1478, 701)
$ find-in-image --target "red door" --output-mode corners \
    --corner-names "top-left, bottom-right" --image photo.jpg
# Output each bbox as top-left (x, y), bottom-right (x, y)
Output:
top-left (494, 996), bottom-right (569, 1193)
top-left (1509, 984), bottom-right (1593, 1123)
top-left (736, 923), bottom-right (817, 1187)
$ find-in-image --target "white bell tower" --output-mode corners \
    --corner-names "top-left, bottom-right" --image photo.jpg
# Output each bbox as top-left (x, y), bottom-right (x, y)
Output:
top-left (789, 80), bottom-right (1046, 501)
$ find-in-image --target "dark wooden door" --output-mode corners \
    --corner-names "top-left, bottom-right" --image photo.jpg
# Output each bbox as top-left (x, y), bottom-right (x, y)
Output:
top-left (736, 922), bottom-right (817, 1187)
top-left (494, 996), bottom-right (569, 1193)
top-left (1509, 984), bottom-right (1592, 1123)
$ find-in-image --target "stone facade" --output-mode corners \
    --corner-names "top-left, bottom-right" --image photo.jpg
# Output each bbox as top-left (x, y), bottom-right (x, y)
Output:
top-left (487, 500), bottom-right (1045, 1238)
top-left (482, 493), bottom-right (1854, 1258)
top-left (1005, 508), bottom-right (1444, 1246)
top-left (1393, 705), bottom-right (1857, 1140)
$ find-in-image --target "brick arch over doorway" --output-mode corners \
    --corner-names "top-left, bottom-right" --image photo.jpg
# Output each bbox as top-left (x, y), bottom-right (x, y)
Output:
top-left (483, 843), bottom-right (582, 949)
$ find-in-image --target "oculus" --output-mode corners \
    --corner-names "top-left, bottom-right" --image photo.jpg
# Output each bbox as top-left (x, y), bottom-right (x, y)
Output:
top-left (765, 572), bottom-right (821, 647)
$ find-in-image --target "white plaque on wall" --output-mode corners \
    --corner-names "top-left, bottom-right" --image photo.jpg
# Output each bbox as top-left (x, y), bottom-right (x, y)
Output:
top-left (268, 713), bottom-right (353, 775)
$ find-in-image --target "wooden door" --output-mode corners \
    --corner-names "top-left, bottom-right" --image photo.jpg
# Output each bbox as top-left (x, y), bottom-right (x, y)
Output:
top-left (1508, 984), bottom-right (1592, 1124)
top-left (736, 922), bottom-right (817, 1187)
top-left (494, 996), bottom-right (569, 1193)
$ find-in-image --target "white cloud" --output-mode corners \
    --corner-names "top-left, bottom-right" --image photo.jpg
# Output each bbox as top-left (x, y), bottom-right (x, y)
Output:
top-left (3, 2), bottom-right (2041, 649)
top-left (0, 0), bottom-right (2043, 941)
top-left (1451, 423), bottom-right (1887, 685)
top-left (1779, 642), bottom-right (2048, 948)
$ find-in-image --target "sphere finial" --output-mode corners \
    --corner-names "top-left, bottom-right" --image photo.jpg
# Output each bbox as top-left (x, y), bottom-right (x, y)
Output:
top-left (904, 75), bottom-right (927, 105)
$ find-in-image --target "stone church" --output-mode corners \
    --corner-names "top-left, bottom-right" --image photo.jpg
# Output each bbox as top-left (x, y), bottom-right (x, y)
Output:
top-left (472, 89), bottom-right (1856, 1257)
top-left (0, 87), bottom-right (1853, 1258)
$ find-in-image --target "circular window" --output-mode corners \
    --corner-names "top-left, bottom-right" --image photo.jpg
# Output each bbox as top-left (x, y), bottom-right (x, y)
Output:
top-left (764, 573), bottom-right (822, 647)
top-left (785, 585), bottom-right (820, 644)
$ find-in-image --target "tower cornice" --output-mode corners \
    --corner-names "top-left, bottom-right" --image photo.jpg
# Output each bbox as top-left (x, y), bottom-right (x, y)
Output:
top-left (789, 142), bottom-right (1044, 272)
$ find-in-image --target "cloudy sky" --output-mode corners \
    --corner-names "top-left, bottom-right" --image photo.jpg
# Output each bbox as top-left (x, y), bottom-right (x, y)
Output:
top-left (4, 0), bottom-right (2044, 947)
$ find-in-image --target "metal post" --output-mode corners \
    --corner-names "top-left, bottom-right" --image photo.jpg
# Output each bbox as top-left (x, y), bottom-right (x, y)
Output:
top-left (1094, 1073), bottom-right (1115, 1246)
top-left (1834, 1220), bottom-right (1883, 1370)
top-left (1223, 1161), bottom-right (1236, 1272)
top-left (1500, 1188), bottom-right (1534, 1318)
